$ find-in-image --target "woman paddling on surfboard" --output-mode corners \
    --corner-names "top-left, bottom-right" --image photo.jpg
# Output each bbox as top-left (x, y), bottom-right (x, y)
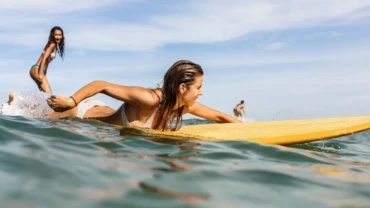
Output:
top-left (30, 26), bottom-right (65, 93)
top-left (47, 60), bottom-right (241, 130)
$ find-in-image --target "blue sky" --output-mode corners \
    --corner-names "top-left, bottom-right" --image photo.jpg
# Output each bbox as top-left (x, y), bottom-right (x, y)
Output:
top-left (1, 0), bottom-right (370, 121)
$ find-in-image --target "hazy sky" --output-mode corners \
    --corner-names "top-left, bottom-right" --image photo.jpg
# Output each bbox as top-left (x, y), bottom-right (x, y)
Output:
top-left (1, 0), bottom-right (369, 121)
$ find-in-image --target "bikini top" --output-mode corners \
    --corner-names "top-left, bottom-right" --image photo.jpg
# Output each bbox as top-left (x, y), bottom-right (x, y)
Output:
top-left (121, 103), bottom-right (157, 128)
top-left (43, 50), bottom-right (57, 60)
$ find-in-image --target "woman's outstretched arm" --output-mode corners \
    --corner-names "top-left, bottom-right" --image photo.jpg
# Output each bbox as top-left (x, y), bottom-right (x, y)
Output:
top-left (47, 80), bottom-right (145, 111)
top-left (187, 102), bottom-right (241, 123)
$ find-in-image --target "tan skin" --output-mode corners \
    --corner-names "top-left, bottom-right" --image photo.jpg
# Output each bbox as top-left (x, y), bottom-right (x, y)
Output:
top-left (29, 29), bottom-right (63, 93)
top-left (47, 75), bottom-right (240, 129)
top-left (47, 105), bottom-right (115, 119)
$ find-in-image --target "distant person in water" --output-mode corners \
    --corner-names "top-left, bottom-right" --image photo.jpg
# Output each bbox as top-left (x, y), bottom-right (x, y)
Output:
top-left (1, 91), bottom-right (17, 108)
top-left (29, 26), bottom-right (65, 93)
top-left (47, 60), bottom-right (241, 130)
top-left (7, 92), bottom-right (17, 105)
top-left (233, 100), bottom-right (246, 120)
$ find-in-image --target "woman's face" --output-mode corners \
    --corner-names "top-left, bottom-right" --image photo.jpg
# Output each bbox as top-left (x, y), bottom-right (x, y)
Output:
top-left (54, 30), bottom-right (63, 43)
top-left (179, 75), bottom-right (203, 106)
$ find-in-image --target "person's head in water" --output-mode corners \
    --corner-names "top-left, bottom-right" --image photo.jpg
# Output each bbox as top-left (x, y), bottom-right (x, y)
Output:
top-left (7, 92), bottom-right (17, 105)
top-left (240, 100), bottom-right (244, 104)
top-left (47, 26), bottom-right (65, 59)
top-left (154, 60), bottom-right (204, 131)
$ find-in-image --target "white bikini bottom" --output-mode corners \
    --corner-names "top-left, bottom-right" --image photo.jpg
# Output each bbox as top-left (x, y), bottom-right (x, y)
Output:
top-left (77, 99), bottom-right (108, 118)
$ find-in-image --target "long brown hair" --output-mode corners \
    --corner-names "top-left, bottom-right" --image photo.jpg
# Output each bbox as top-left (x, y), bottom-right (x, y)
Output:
top-left (45, 26), bottom-right (65, 60)
top-left (153, 60), bottom-right (204, 131)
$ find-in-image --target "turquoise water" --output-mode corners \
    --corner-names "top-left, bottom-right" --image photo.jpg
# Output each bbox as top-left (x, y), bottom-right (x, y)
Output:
top-left (0, 115), bottom-right (370, 208)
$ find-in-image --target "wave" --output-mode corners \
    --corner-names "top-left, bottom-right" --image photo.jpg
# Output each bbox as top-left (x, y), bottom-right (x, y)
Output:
top-left (0, 115), bottom-right (369, 207)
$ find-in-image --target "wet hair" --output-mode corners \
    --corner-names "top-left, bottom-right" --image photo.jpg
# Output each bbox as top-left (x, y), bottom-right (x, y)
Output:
top-left (153, 60), bottom-right (204, 131)
top-left (44, 26), bottom-right (65, 60)
top-left (241, 100), bottom-right (244, 104)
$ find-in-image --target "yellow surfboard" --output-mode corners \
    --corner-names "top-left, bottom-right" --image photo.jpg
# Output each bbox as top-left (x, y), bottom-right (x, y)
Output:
top-left (120, 115), bottom-right (370, 145)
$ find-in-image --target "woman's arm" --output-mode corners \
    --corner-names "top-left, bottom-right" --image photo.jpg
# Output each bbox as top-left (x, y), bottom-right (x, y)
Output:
top-left (39, 43), bottom-right (56, 76)
top-left (187, 102), bottom-right (241, 123)
top-left (48, 80), bottom-right (146, 111)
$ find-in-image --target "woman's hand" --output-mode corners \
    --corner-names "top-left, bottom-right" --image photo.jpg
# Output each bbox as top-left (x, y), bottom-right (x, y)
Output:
top-left (47, 95), bottom-right (76, 112)
top-left (187, 102), bottom-right (241, 123)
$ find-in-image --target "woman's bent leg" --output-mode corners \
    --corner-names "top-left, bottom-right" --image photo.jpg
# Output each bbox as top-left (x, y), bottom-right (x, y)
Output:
top-left (30, 67), bottom-right (52, 93)
top-left (47, 107), bottom-right (78, 118)
top-left (40, 77), bottom-right (52, 93)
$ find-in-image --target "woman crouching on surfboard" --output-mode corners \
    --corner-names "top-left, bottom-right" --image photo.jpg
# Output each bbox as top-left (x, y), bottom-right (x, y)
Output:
top-left (30, 26), bottom-right (65, 93)
top-left (47, 60), bottom-right (240, 130)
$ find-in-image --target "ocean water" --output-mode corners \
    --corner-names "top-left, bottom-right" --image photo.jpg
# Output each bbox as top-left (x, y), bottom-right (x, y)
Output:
top-left (1, 94), bottom-right (370, 208)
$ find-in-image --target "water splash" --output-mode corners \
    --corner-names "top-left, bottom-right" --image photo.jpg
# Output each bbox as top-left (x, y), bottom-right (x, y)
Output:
top-left (0, 91), bottom-right (51, 118)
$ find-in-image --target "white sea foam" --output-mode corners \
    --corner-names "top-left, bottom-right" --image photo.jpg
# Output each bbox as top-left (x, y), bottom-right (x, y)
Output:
top-left (0, 91), bottom-right (51, 118)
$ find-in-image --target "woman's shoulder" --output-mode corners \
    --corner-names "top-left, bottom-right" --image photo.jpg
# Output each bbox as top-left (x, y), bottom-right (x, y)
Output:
top-left (45, 42), bottom-right (56, 50)
top-left (132, 87), bottom-right (162, 109)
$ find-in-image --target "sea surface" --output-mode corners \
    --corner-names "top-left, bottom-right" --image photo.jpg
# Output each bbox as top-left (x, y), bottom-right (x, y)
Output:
top-left (0, 93), bottom-right (370, 208)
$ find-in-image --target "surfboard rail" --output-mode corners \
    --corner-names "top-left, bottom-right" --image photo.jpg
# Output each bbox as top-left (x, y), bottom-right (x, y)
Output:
top-left (120, 115), bottom-right (370, 145)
